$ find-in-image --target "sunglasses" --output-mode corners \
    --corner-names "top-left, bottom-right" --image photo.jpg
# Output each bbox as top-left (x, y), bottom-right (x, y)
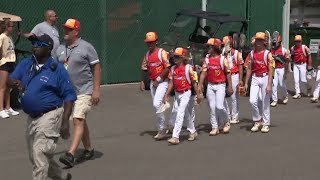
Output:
top-left (32, 41), bottom-right (49, 48)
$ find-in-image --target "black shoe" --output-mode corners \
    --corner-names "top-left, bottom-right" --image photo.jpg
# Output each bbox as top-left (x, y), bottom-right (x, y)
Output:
top-left (76, 149), bottom-right (95, 162)
top-left (66, 173), bottom-right (72, 180)
top-left (59, 152), bottom-right (75, 168)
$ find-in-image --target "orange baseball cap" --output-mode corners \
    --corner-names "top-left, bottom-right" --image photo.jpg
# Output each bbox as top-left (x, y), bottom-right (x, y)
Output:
top-left (222, 36), bottom-right (232, 45)
top-left (255, 32), bottom-right (266, 40)
top-left (144, 32), bottom-right (158, 42)
top-left (173, 47), bottom-right (188, 57)
top-left (294, 35), bottom-right (302, 41)
top-left (63, 18), bottom-right (81, 30)
top-left (207, 38), bottom-right (222, 47)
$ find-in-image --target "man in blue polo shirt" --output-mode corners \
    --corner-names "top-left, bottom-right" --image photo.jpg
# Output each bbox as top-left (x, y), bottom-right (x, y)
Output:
top-left (9, 34), bottom-right (75, 180)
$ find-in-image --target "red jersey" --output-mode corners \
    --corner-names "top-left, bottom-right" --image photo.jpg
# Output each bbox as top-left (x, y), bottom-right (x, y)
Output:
top-left (250, 50), bottom-right (272, 75)
top-left (272, 46), bottom-right (288, 68)
top-left (227, 49), bottom-right (244, 73)
top-left (144, 48), bottom-right (170, 80)
top-left (170, 64), bottom-right (194, 92)
top-left (291, 45), bottom-right (308, 64)
top-left (202, 55), bottom-right (228, 83)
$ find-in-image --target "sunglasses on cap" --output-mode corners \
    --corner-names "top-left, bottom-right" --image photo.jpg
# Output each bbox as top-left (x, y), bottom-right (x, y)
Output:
top-left (32, 41), bottom-right (49, 48)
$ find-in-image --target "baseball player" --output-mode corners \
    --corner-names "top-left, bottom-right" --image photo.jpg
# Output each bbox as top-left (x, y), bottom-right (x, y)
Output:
top-left (222, 36), bottom-right (244, 124)
top-left (163, 47), bottom-right (201, 145)
top-left (199, 38), bottom-right (233, 136)
top-left (290, 35), bottom-right (312, 99)
top-left (244, 32), bottom-right (274, 133)
top-left (310, 45), bottom-right (320, 102)
top-left (270, 33), bottom-right (289, 107)
top-left (140, 32), bottom-right (170, 140)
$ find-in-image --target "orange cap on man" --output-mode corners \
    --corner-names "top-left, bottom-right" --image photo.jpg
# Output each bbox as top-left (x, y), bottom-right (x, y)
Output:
top-left (255, 32), bottom-right (266, 40)
top-left (63, 18), bottom-right (81, 30)
top-left (144, 32), bottom-right (158, 42)
top-left (207, 38), bottom-right (222, 47)
top-left (294, 35), bottom-right (302, 42)
top-left (173, 47), bottom-right (188, 57)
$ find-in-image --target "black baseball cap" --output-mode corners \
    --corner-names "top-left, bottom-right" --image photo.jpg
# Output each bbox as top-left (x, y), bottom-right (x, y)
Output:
top-left (28, 34), bottom-right (54, 50)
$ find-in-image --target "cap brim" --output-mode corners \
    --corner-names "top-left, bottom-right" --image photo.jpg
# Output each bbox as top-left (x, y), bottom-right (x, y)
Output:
top-left (144, 39), bottom-right (157, 42)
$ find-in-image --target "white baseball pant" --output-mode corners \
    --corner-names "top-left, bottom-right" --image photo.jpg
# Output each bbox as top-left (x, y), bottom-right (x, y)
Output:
top-left (293, 63), bottom-right (309, 94)
top-left (230, 73), bottom-right (240, 119)
top-left (224, 99), bottom-right (230, 121)
top-left (272, 68), bottom-right (288, 101)
top-left (172, 90), bottom-right (196, 139)
top-left (169, 95), bottom-right (195, 129)
top-left (313, 70), bottom-right (320, 98)
top-left (207, 83), bottom-right (229, 129)
top-left (249, 75), bottom-right (270, 125)
top-left (150, 81), bottom-right (168, 131)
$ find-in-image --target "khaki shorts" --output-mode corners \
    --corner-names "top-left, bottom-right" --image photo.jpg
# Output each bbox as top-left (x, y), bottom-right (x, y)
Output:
top-left (72, 94), bottom-right (92, 119)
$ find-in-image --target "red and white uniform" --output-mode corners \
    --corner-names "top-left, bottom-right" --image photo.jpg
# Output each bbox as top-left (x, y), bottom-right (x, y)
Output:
top-left (271, 46), bottom-right (289, 102)
top-left (169, 64), bottom-right (196, 138)
top-left (202, 55), bottom-right (230, 129)
top-left (247, 50), bottom-right (273, 125)
top-left (142, 48), bottom-right (170, 131)
top-left (225, 49), bottom-right (244, 121)
top-left (313, 48), bottom-right (320, 98)
top-left (290, 45), bottom-right (311, 95)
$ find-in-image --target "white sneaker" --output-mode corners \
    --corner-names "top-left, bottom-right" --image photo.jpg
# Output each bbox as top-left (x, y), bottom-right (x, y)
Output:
top-left (270, 101), bottom-right (277, 107)
top-left (261, 125), bottom-right (270, 133)
top-left (6, 108), bottom-right (19, 116)
top-left (292, 94), bottom-right (301, 99)
top-left (0, 110), bottom-right (9, 118)
top-left (251, 122), bottom-right (262, 132)
top-left (310, 97), bottom-right (319, 103)
top-left (230, 117), bottom-right (240, 124)
top-left (223, 122), bottom-right (231, 133)
top-left (283, 96), bottom-right (289, 104)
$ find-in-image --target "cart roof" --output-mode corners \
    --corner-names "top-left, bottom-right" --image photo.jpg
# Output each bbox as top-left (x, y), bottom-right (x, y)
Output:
top-left (0, 12), bottom-right (22, 22)
top-left (176, 9), bottom-right (247, 24)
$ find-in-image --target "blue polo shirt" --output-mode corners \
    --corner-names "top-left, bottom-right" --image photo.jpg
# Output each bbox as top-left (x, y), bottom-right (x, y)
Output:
top-left (10, 56), bottom-right (77, 115)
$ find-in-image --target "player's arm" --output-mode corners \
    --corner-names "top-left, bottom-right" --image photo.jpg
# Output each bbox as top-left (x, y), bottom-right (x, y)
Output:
top-left (267, 53), bottom-right (274, 90)
top-left (284, 49), bottom-right (290, 72)
top-left (223, 58), bottom-right (233, 95)
top-left (305, 46), bottom-right (312, 69)
top-left (159, 50), bottom-right (170, 81)
top-left (244, 55), bottom-right (252, 88)
top-left (199, 59), bottom-right (207, 93)
top-left (237, 51), bottom-right (244, 85)
top-left (163, 76), bottom-right (174, 103)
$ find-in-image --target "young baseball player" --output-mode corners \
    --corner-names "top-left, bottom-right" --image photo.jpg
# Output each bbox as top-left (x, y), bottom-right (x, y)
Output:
top-left (244, 32), bottom-right (274, 133)
top-left (163, 47), bottom-right (201, 145)
top-left (270, 33), bottom-right (289, 107)
top-left (140, 32), bottom-right (170, 140)
top-left (222, 36), bottom-right (244, 124)
top-left (310, 46), bottom-right (320, 102)
top-left (290, 35), bottom-right (312, 99)
top-left (199, 38), bottom-right (233, 136)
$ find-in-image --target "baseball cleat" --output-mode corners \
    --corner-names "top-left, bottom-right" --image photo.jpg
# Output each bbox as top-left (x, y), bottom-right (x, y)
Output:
top-left (251, 122), bottom-right (262, 132)
top-left (270, 101), bottom-right (277, 107)
top-left (230, 117), bottom-right (240, 124)
top-left (188, 132), bottom-right (198, 141)
top-left (154, 130), bottom-right (167, 140)
top-left (223, 122), bottom-right (231, 133)
top-left (292, 94), bottom-right (301, 99)
top-left (261, 125), bottom-right (270, 133)
top-left (209, 128), bottom-right (219, 136)
top-left (283, 96), bottom-right (289, 104)
top-left (168, 137), bottom-right (180, 145)
top-left (310, 97), bottom-right (319, 103)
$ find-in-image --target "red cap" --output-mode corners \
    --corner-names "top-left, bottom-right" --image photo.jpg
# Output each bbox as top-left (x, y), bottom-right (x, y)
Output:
top-left (63, 18), bottom-right (81, 30)
top-left (207, 38), bottom-right (222, 47)
top-left (144, 32), bottom-right (158, 42)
